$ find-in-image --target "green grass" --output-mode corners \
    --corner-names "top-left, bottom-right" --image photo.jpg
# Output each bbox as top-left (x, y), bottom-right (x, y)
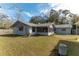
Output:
top-left (0, 35), bottom-right (78, 56)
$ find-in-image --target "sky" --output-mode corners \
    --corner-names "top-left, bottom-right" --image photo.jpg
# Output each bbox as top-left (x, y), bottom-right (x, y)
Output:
top-left (0, 3), bottom-right (53, 22)
top-left (0, 1), bottom-right (79, 23)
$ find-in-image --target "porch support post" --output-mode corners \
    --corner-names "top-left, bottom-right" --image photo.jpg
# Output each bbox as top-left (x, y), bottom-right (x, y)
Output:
top-left (48, 27), bottom-right (49, 35)
top-left (76, 25), bottom-right (77, 35)
top-left (35, 27), bottom-right (37, 33)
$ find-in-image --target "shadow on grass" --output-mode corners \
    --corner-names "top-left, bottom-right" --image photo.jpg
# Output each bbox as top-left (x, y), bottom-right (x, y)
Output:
top-left (0, 34), bottom-right (53, 37)
top-left (49, 40), bottom-right (79, 56)
top-left (32, 34), bottom-right (48, 36)
top-left (32, 34), bottom-right (54, 37)
top-left (0, 34), bottom-right (24, 37)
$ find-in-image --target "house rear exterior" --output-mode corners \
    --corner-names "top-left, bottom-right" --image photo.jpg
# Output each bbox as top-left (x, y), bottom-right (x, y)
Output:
top-left (11, 20), bottom-right (73, 35)
top-left (11, 21), bottom-right (54, 36)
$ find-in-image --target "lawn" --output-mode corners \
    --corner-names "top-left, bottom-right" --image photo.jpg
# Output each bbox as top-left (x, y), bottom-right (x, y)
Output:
top-left (0, 35), bottom-right (79, 56)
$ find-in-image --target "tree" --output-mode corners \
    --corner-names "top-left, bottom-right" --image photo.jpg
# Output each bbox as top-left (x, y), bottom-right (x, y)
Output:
top-left (58, 9), bottom-right (74, 24)
top-left (48, 9), bottom-right (59, 24)
top-left (72, 15), bottom-right (79, 24)
top-left (62, 10), bottom-right (70, 16)
top-left (0, 13), bottom-right (12, 29)
top-left (29, 9), bottom-right (76, 25)
top-left (30, 16), bottom-right (47, 24)
top-left (0, 18), bottom-right (12, 29)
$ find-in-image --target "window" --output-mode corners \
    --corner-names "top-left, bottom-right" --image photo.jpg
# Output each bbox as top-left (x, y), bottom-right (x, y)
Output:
top-left (32, 27), bottom-right (35, 32)
top-left (19, 26), bottom-right (24, 31)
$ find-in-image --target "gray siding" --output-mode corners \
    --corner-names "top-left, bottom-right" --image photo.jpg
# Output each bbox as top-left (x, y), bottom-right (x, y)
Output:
top-left (55, 28), bottom-right (71, 35)
top-left (12, 25), bottom-right (31, 35)
top-left (73, 29), bottom-right (79, 35)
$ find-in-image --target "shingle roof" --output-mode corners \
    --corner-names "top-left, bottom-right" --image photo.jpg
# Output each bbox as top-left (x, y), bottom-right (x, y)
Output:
top-left (11, 20), bottom-right (54, 27)
top-left (55, 24), bottom-right (72, 28)
top-left (35, 23), bottom-right (54, 27)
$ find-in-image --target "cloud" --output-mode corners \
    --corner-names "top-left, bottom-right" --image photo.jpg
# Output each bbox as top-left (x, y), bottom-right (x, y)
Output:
top-left (40, 8), bottom-right (50, 17)
top-left (40, 8), bottom-right (49, 14)
top-left (39, 4), bottom-right (50, 16)
top-left (48, 3), bottom-right (61, 9)
top-left (23, 11), bottom-right (33, 17)
top-left (38, 0), bottom-right (79, 15)
top-left (0, 7), bottom-right (17, 20)
top-left (47, 0), bottom-right (79, 14)
top-left (39, 3), bottom-right (60, 16)
top-left (0, 8), bottom-right (6, 14)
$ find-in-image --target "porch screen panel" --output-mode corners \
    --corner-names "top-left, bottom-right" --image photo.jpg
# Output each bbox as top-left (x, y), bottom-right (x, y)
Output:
top-left (37, 27), bottom-right (48, 32)
top-left (32, 27), bottom-right (35, 32)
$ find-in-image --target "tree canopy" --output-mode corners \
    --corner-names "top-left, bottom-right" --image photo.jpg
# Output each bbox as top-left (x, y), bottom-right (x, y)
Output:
top-left (0, 13), bottom-right (12, 29)
top-left (30, 16), bottom-right (47, 24)
top-left (30, 9), bottom-right (78, 25)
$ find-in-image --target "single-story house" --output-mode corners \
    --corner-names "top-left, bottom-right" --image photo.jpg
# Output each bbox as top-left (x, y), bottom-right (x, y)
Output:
top-left (11, 20), bottom-right (54, 36)
top-left (10, 20), bottom-right (74, 36)
top-left (54, 24), bottom-right (72, 35)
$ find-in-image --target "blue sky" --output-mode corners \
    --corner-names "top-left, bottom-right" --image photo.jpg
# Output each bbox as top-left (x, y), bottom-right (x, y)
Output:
top-left (0, 3), bottom-right (60, 23)
top-left (0, 1), bottom-right (79, 23)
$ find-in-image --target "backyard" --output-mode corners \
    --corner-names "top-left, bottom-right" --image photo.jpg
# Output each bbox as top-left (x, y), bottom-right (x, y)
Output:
top-left (0, 35), bottom-right (79, 56)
